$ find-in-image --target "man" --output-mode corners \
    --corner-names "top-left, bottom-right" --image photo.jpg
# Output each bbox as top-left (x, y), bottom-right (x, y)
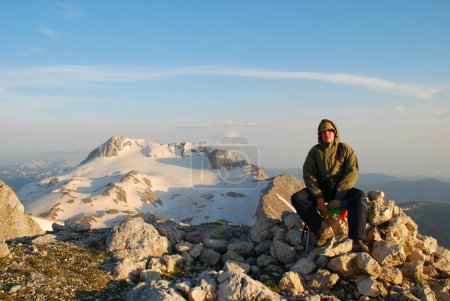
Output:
top-left (291, 119), bottom-right (370, 251)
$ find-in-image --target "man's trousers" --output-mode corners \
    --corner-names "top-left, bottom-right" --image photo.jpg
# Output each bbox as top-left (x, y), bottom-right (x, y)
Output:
top-left (290, 188), bottom-right (368, 241)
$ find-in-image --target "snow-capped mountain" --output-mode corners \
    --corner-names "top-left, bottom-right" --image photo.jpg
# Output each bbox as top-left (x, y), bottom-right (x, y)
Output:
top-left (18, 136), bottom-right (270, 228)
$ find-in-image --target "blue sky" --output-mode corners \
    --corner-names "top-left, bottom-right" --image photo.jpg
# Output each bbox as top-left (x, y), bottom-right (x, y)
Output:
top-left (1, 1), bottom-right (450, 177)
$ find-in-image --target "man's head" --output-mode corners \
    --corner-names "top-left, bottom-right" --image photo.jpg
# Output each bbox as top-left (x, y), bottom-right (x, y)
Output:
top-left (317, 119), bottom-right (338, 144)
top-left (318, 120), bottom-right (335, 133)
top-left (320, 129), bottom-right (335, 143)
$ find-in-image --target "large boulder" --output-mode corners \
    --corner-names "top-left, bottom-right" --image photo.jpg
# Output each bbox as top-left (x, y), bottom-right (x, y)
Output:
top-left (372, 241), bottom-right (406, 267)
top-left (217, 271), bottom-right (281, 301)
top-left (106, 217), bottom-right (171, 279)
top-left (327, 253), bottom-right (359, 279)
top-left (250, 173), bottom-right (304, 242)
top-left (0, 180), bottom-right (43, 240)
top-left (356, 276), bottom-right (387, 298)
top-left (309, 269), bottom-right (340, 290)
top-left (270, 240), bottom-right (296, 264)
top-left (279, 271), bottom-right (305, 295)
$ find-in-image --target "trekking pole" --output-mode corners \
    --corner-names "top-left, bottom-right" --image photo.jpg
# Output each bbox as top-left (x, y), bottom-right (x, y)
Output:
top-left (301, 224), bottom-right (311, 255)
top-left (305, 229), bottom-right (310, 254)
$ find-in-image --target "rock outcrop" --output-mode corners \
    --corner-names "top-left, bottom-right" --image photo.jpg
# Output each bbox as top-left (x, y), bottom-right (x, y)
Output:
top-left (208, 149), bottom-right (246, 169)
top-left (207, 148), bottom-right (268, 180)
top-left (106, 217), bottom-right (171, 279)
top-left (81, 136), bottom-right (145, 164)
top-left (0, 180), bottom-right (43, 240)
top-left (101, 189), bottom-right (450, 300)
top-left (251, 173), bottom-right (305, 242)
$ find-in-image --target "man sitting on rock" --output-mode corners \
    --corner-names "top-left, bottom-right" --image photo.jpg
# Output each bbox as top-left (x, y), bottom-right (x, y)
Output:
top-left (291, 119), bottom-right (370, 252)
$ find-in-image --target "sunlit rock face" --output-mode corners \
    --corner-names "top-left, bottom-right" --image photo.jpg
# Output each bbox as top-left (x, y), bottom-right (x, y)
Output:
top-left (0, 180), bottom-right (43, 240)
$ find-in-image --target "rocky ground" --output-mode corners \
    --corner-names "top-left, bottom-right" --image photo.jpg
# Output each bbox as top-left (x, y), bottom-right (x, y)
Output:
top-left (1, 188), bottom-right (450, 300)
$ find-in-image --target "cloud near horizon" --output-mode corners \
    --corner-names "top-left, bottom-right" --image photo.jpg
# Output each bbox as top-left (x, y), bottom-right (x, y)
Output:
top-left (216, 120), bottom-right (259, 127)
top-left (0, 65), bottom-right (448, 99)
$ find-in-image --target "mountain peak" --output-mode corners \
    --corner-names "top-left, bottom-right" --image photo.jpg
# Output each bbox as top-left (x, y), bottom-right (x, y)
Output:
top-left (80, 136), bottom-right (145, 164)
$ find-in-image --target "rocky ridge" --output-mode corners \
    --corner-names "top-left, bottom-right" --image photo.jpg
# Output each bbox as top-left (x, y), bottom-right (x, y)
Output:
top-left (2, 184), bottom-right (449, 300)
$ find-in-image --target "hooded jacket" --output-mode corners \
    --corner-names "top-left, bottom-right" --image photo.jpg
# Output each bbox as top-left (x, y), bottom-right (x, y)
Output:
top-left (303, 119), bottom-right (359, 201)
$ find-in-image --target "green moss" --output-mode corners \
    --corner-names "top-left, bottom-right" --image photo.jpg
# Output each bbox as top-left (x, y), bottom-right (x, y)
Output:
top-left (262, 279), bottom-right (280, 294)
top-left (161, 262), bottom-right (187, 279)
top-left (26, 256), bottom-right (42, 267)
top-left (44, 268), bottom-right (62, 277)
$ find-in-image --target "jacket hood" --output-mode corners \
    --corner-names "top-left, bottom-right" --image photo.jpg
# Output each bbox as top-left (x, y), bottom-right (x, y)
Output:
top-left (317, 119), bottom-right (340, 145)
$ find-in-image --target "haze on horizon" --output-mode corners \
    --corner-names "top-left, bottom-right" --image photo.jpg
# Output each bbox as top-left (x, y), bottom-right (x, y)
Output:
top-left (1, 1), bottom-right (449, 178)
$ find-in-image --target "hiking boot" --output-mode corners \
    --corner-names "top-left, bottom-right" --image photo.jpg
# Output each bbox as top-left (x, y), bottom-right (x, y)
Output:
top-left (353, 239), bottom-right (371, 253)
top-left (316, 223), bottom-right (334, 247)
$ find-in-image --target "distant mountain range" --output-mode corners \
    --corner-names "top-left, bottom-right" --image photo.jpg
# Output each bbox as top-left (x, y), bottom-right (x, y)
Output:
top-left (0, 160), bottom-right (77, 192)
top-left (399, 202), bottom-right (450, 249)
top-left (358, 175), bottom-right (450, 204)
top-left (264, 168), bottom-right (450, 204)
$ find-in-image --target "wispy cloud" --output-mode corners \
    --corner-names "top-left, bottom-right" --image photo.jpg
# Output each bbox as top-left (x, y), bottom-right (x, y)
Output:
top-left (175, 120), bottom-right (260, 129)
top-left (395, 104), bottom-right (448, 116)
top-left (39, 26), bottom-right (59, 40)
top-left (0, 87), bottom-right (110, 118)
top-left (203, 67), bottom-right (450, 100)
top-left (57, 3), bottom-right (83, 18)
top-left (0, 65), bottom-right (448, 99)
top-left (175, 124), bottom-right (210, 130)
top-left (216, 120), bottom-right (260, 127)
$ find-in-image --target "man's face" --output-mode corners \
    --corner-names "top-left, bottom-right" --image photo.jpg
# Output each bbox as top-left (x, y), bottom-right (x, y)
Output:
top-left (320, 129), bottom-right (335, 143)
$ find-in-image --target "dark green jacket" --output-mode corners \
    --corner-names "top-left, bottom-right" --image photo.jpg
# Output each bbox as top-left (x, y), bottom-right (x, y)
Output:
top-left (303, 119), bottom-right (359, 201)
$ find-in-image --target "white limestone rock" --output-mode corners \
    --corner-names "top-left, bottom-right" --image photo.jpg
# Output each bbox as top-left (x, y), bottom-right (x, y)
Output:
top-left (356, 252), bottom-right (382, 278)
top-left (309, 269), bottom-right (340, 290)
top-left (279, 271), bottom-right (305, 295)
top-left (290, 257), bottom-right (317, 276)
top-left (327, 253), bottom-right (359, 279)
top-left (0, 180), bottom-right (43, 240)
top-left (270, 240), bottom-right (296, 264)
top-left (106, 217), bottom-right (171, 279)
top-left (372, 240), bottom-right (406, 267)
top-left (357, 276), bottom-right (387, 298)
top-left (378, 266), bottom-right (403, 285)
top-left (125, 280), bottom-right (186, 301)
top-left (0, 241), bottom-right (10, 258)
top-left (315, 236), bottom-right (353, 257)
top-left (217, 271), bottom-right (281, 301)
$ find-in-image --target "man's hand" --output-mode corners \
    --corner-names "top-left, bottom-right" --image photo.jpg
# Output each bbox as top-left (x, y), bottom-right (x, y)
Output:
top-left (317, 198), bottom-right (327, 212)
top-left (317, 198), bottom-right (332, 220)
top-left (330, 199), bottom-right (341, 209)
